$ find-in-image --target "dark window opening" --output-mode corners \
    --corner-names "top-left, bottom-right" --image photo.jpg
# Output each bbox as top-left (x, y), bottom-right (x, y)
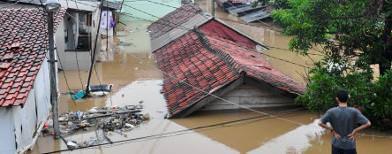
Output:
top-left (64, 11), bottom-right (92, 52)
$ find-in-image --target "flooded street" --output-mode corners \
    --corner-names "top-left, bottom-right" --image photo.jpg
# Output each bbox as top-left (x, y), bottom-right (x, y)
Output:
top-left (30, 0), bottom-right (392, 153)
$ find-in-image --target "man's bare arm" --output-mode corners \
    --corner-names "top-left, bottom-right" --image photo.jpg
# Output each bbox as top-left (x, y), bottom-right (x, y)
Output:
top-left (318, 122), bottom-right (333, 131)
top-left (319, 122), bottom-right (341, 139)
top-left (348, 121), bottom-right (371, 140)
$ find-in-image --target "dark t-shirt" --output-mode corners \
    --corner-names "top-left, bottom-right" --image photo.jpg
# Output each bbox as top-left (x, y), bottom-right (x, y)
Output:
top-left (320, 106), bottom-right (369, 150)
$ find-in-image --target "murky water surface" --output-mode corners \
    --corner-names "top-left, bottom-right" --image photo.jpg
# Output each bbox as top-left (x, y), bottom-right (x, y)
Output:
top-left (30, 0), bottom-right (392, 153)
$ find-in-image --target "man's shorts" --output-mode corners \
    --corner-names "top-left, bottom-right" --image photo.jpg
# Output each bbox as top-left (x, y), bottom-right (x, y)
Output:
top-left (332, 145), bottom-right (357, 154)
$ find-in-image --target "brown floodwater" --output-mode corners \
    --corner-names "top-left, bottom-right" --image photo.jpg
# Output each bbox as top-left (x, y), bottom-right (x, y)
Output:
top-left (29, 1), bottom-right (392, 153)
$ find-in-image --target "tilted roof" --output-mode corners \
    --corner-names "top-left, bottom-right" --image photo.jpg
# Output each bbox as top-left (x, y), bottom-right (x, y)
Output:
top-left (154, 30), bottom-right (305, 117)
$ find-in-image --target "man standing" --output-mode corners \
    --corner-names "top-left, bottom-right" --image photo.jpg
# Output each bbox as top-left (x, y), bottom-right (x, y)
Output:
top-left (319, 90), bottom-right (371, 154)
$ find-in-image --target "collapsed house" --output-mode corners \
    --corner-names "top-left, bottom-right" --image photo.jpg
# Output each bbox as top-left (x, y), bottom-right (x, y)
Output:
top-left (148, 4), bottom-right (305, 118)
top-left (0, 4), bottom-right (65, 153)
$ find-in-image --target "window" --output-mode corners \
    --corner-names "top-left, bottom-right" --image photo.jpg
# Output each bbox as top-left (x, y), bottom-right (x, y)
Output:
top-left (64, 11), bottom-right (92, 51)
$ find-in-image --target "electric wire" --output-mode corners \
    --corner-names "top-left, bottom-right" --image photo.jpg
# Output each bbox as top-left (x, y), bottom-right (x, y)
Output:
top-left (65, 0), bottom-right (69, 8)
top-left (43, 108), bottom-right (305, 153)
top-left (37, 3), bottom-right (392, 153)
top-left (63, 1), bottom-right (112, 104)
top-left (130, 0), bottom-right (323, 57)
top-left (56, 49), bottom-right (79, 104)
top-left (113, 11), bottom-right (392, 139)
top-left (118, 12), bottom-right (302, 122)
top-left (38, 0), bottom-right (79, 103)
top-left (73, 0), bottom-right (78, 10)
top-left (120, 5), bottom-right (313, 69)
top-left (117, 10), bottom-right (306, 125)
top-left (108, 8), bottom-right (310, 125)
top-left (70, 0), bottom-right (100, 8)
top-left (5, 2), bottom-right (391, 152)
top-left (89, 2), bottom-right (115, 105)
top-left (63, 11), bottom-right (86, 89)
top-left (41, 6), bottom-right (315, 153)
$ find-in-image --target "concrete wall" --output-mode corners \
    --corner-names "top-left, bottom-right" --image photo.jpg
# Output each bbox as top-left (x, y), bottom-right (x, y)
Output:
top-left (56, 21), bottom-right (92, 70)
top-left (56, 2), bottom-right (101, 70)
top-left (202, 78), bottom-right (295, 110)
top-left (0, 58), bottom-right (51, 154)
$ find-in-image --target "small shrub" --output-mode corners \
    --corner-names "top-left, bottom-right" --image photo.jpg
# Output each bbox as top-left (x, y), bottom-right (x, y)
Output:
top-left (297, 63), bottom-right (392, 129)
top-left (371, 70), bottom-right (392, 128)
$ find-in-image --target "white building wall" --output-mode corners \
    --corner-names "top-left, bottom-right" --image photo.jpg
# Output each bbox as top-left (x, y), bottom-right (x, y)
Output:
top-left (56, 2), bottom-right (102, 70)
top-left (56, 20), bottom-right (93, 70)
top-left (34, 58), bottom-right (51, 123)
top-left (0, 108), bottom-right (16, 154)
top-left (13, 89), bottom-right (37, 153)
top-left (0, 58), bottom-right (51, 154)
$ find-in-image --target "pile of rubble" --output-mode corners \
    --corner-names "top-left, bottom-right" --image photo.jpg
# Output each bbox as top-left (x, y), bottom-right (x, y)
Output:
top-left (58, 104), bottom-right (149, 135)
top-left (41, 103), bottom-right (151, 149)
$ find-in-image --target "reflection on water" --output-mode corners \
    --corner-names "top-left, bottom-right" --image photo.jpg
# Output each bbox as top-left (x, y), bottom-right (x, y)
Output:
top-left (248, 119), bottom-right (324, 154)
top-left (174, 109), bottom-right (319, 153)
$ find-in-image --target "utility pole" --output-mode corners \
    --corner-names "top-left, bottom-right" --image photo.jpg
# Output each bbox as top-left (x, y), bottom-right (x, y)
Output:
top-left (86, 2), bottom-right (104, 94)
top-left (211, 0), bottom-right (215, 17)
top-left (46, 0), bottom-right (61, 138)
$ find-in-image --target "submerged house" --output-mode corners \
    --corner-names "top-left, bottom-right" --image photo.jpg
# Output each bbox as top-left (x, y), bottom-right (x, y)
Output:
top-left (148, 4), bottom-right (305, 118)
top-left (0, 4), bottom-right (65, 153)
top-left (56, 0), bottom-right (101, 70)
top-left (56, 0), bottom-right (120, 69)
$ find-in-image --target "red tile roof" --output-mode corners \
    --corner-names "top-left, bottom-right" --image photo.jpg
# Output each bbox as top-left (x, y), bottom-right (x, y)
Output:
top-left (147, 4), bottom-right (202, 39)
top-left (150, 4), bottom-right (304, 117)
top-left (154, 32), bottom-right (241, 116)
top-left (0, 7), bottom-right (65, 107)
top-left (154, 30), bottom-right (305, 117)
top-left (205, 34), bottom-right (305, 95)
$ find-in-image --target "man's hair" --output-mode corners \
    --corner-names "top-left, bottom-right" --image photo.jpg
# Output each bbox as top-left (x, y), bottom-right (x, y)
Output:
top-left (336, 90), bottom-right (349, 102)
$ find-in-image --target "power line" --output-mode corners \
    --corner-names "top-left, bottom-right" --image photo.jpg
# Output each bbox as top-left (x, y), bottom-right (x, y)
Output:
top-left (41, 5), bottom-right (392, 153)
top-left (120, 4), bottom-right (313, 69)
top-left (63, 11), bottom-right (86, 89)
top-left (73, 0), bottom-right (78, 9)
top-left (65, 0), bottom-right (69, 8)
top-left (121, 4), bottom-right (193, 30)
top-left (119, 15), bottom-right (311, 116)
top-left (2, 0), bottom-right (79, 103)
top-left (129, 0), bottom-right (321, 57)
top-left (43, 108), bottom-right (305, 153)
top-left (116, 13), bottom-right (307, 124)
top-left (56, 50), bottom-right (79, 104)
top-left (71, 0), bottom-right (100, 8)
top-left (85, 1), bottom-right (103, 94)
top-left (63, 2), bottom-right (114, 105)
top-left (88, 2), bottom-right (115, 105)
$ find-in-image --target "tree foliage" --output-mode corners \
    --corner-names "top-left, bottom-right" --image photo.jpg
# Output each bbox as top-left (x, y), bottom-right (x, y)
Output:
top-left (269, 0), bottom-right (392, 128)
top-left (297, 63), bottom-right (392, 129)
top-left (272, 0), bottom-right (392, 74)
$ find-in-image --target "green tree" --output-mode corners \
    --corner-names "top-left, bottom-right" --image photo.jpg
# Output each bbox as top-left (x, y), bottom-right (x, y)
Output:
top-left (272, 0), bottom-right (392, 74)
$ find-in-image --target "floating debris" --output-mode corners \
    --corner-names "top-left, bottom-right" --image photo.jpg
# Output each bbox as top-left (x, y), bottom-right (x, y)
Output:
top-left (42, 104), bottom-right (148, 137)
top-left (45, 104), bottom-right (150, 150)
top-left (88, 84), bottom-right (113, 97)
top-left (71, 90), bottom-right (86, 100)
